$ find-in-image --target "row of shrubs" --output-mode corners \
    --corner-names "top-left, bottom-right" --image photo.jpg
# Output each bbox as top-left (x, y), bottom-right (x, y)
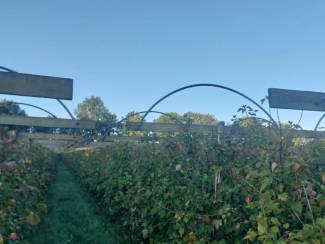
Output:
top-left (0, 126), bottom-right (57, 243)
top-left (64, 131), bottom-right (325, 243)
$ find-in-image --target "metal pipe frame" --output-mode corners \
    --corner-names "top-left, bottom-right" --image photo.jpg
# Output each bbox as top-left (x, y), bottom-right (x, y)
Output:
top-left (139, 83), bottom-right (278, 129)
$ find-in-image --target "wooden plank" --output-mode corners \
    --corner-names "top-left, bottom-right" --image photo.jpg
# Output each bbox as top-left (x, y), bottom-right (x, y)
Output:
top-left (126, 122), bottom-right (223, 134)
top-left (32, 139), bottom-right (71, 153)
top-left (0, 71), bottom-right (73, 100)
top-left (224, 125), bottom-right (325, 138)
top-left (268, 88), bottom-right (325, 112)
top-left (19, 132), bottom-right (81, 141)
top-left (0, 115), bottom-right (95, 129)
top-left (282, 129), bottom-right (325, 138)
top-left (103, 135), bottom-right (145, 142)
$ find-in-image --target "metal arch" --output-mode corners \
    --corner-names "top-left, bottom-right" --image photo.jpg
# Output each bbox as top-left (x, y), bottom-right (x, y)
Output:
top-left (139, 83), bottom-right (278, 129)
top-left (12, 102), bottom-right (57, 118)
top-left (0, 66), bottom-right (16, 73)
top-left (117, 110), bottom-right (186, 126)
top-left (0, 65), bottom-right (75, 120)
top-left (56, 99), bottom-right (75, 120)
top-left (315, 113), bottom-right (325, 131)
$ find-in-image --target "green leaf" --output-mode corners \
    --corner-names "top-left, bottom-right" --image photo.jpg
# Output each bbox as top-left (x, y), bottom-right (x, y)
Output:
top-left (290, 202), bottom-right (302, 214)
top-left (278, 193), bottom-right (288, 202)
top-left (260, 178), bottom-right (272, 192)
top-left (142, 229), bottom-right (149, 239)
top-left (213, 219), bottom-right (223, 230)
top-left (179, 227), bottom-right (184, 236)
top-left (257, 216), bottom-right (268, 235)
top-left (270, 226), bottom-right (279, 236)
top-left (316, 218), bottom-right (325, 229)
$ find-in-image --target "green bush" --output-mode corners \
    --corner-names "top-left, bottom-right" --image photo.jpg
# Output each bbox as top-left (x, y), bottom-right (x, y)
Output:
top-left (65, 132), bottom-right (325, 243)
top-left (0, 128), bottom-right (56, 243)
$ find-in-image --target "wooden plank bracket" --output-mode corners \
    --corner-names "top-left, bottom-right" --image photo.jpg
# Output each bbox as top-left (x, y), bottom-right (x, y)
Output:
top-left (0, 71), bottom-right (73, 100)
top-left (268, 88), bottom-right (325, 112)
top-left (0, 115), bottom-right (95, 129)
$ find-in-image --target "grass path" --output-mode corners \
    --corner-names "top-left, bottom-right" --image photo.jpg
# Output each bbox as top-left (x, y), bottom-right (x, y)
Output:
top-left (27, 161), bottom-right (121, 244)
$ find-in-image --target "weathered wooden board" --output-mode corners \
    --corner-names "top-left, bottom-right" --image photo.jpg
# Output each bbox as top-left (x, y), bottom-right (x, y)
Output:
top-left (268, 88), bottom-right (325, 112)
top-left (224, 125), bottom-right (325, 138)
top-left (0, 71), bottom-right (73, 100)
top-left (126, 122), bottom-right (224, 134)
top-left (20, 132), bottom-right (81, 141)
top-left (0, 115), bottom-right (95, 129)
top-left (282, 129), bottom-right (325, 138)
top-left (32, 139), bottom-right (72, 153)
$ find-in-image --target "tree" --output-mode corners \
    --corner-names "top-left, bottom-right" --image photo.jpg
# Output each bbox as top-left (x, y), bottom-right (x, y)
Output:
top-left (124, 111), bottom-right (142, 122)
top-left (153, 112), bottom-right (183, 124)
top-left (122, 111), bottom-right (145, 137)
top-left (154, 112), bottom-right (218, 125)
top-left (183, 112), bottom-right (218, 125)
top-left (0, 99), bottom-right (26, 116)
top-left (74, 96), bottom-right (117, 123)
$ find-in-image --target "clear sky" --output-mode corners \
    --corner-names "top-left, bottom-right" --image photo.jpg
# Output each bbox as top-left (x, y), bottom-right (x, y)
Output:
top-left (1, 0), bottom-right (325, 129)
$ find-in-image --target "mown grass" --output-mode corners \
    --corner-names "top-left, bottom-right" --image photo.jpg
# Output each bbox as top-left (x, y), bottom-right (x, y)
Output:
top-left (26, 161), bottom-right (121, 244)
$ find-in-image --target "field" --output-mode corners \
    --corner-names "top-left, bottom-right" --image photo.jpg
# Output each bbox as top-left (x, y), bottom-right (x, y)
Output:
top-left (0, 123), bottom-right (324, 243)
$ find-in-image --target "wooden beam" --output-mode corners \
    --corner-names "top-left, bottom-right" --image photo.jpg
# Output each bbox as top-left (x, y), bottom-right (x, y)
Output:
top-left (0, 115), bottom-right (95, 129)
top-left (282, 129), bottom-right (325, 138)
top-left (268, 88), bottom-right (325, 112)
top-left (32, 139), bottom-right (71, 153)
top-left (19, 132), bottom-right (81, 141)
top-left (126, 122), bottom-right (224, 133)
top-left (224, 125), bottom-right (325, 138)
top-left (0, 71), bottom-right (73, 100)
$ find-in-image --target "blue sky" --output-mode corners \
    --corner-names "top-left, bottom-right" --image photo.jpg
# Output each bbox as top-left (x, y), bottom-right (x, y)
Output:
top-left (1, 0), bottom-right (325, 129)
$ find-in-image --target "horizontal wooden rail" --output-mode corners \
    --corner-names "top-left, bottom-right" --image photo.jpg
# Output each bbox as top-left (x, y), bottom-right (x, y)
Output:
top-left (20, 132), bottom-right (82, 141)
top-left (126, 121), bottom-right (224, 134)
top-left (0, 115), bottom-right (96, 129)
top-left (0, 71), bottom-right (73, 100)
top-left (224, 125), bottom-right (325, 138)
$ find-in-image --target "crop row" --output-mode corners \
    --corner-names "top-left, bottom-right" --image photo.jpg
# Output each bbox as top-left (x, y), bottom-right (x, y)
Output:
top-left (64, 131), bottom-right (325, 243)
top-left (0, 127), bottom-right (56, 243)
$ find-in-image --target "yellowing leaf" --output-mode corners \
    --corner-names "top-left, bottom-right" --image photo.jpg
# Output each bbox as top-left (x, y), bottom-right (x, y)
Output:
top-left (321, 173), bottom-right (325, 184)
top-left (175, 164), bottom-right (182, 171)
top-left (271, 162), bottom-right (277, 172)
top-left (212, 219), bottom-right (222, 230)
top-left (244, 230), bottom-right (257, 241)
top-left (26, 211), bottom-right (41, 227)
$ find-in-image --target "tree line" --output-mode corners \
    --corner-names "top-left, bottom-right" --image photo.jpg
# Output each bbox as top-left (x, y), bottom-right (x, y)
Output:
top-left (0, 96), bottom-right (219, 126)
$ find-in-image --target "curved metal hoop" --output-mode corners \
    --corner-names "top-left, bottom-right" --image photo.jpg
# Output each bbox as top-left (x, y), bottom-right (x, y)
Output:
top-left (56, 99), bottom-right (75, 120)
top-left (0, 66), bottom-right (17, 73)
top-left (315, 113), bottom-right (325, 131)
top-left (117, 110), bottom-right (185, 126)
top-left (139, 83), bottom-right (278, 128)
top-left (12, 102), bottom-right (57, 118)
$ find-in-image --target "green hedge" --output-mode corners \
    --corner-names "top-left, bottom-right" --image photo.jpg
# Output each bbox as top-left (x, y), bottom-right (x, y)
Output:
top-left (0, 128), bottom-right (56, 243)
top-left (65, 133), bottom-right (325, 243)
